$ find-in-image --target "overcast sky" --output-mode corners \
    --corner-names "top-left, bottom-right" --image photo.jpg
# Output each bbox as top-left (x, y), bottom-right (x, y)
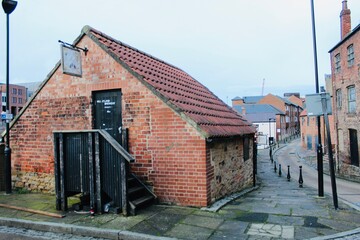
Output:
top-left (1, 0), bottom-right (359, 104)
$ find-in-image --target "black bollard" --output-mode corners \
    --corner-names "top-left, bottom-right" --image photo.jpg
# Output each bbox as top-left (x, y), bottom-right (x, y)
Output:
top-left (278, 164), bottom-right (282, 177)
top-left (299, 166), bottom-right (303, 188)
top-left (274, 161), bottom-right (277, 172)
top-left (287, 165), bottom-right (291, 181)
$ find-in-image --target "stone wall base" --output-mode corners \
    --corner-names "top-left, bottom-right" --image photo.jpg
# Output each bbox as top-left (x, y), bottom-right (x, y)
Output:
top-left (12, 171), bottom-right (55, 194)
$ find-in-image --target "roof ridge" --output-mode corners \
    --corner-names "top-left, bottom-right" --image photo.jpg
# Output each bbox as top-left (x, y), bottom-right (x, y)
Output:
top-left (83, 25), bottom-right (184, 72)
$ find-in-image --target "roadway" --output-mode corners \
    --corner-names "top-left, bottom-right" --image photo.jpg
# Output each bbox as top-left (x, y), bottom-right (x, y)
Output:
top-left (273, 139), bottom-right (360, 208)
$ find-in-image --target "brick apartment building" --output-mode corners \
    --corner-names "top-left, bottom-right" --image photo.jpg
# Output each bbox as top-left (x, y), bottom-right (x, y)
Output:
top-left (329, 0), bottom-right (360, 179)
top-left (258, 94), bottom-right (302, 137)
top-left (0, 83), bottom-right (27, 115)
top-left (299, 110), bottom-right (335, 152)
top-left (232, 94), bottom-right (302, 144)
top-left (3, 26), bottom-right (256, 207)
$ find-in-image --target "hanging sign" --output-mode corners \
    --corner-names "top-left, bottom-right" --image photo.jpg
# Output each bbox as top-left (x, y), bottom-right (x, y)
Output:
top-left (60, 45), bottom-right (83, 77)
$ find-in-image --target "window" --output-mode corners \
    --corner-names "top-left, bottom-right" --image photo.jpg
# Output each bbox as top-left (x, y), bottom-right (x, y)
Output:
top-left (12, 88), bottom-right (17, 95)
top-left (335, 53), bottom-right (341, 73)
top-left (347, 44), bottom-right (354, 67)
top-left (18, 98), bottom-right (23, 104)
top-left (18, 89), bottom-right (22, 95)
top-left (348, 85), bottom-right (356, 113)
top-left (2, 96), bottom-right (6, 103)
top-left (12, 97), bottom-right (17, 104)
top-left (336, 89), bottom-right (342, 109)
top-left (243, 138), bottom-right (250, 161)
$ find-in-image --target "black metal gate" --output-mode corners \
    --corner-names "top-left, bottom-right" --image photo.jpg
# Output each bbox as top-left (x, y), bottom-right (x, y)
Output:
top-left (54, 130), bottom-right (134, 215)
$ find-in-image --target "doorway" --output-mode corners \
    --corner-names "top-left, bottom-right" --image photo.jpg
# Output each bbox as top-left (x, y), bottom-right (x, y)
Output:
top-left (93, 90), bottom-right (122, 143)
top-left (349, 129), bottom-right (359, 167)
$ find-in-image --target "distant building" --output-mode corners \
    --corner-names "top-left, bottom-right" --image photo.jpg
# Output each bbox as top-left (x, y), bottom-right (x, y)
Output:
top-left (0, 83), bottom-right (27, 116)
top-left (231, 96), bottom-right (263, 105)
top-left (329, 0), bottom-right (360, 180)
top-left (233, 104), bottom-right (286, 148)
top-left (15, 82), bottom-right (42, 99)
top-left (257, 94), bottom-right (302, 137)
top-left (299, 108), bottom-right (335, 152)
top-left (284, 92), bottom-right (300, 98)
top-left (232, 93), bottom-right (303, 147)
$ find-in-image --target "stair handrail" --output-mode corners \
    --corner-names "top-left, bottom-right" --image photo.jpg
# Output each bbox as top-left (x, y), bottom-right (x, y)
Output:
top-left (97, 129), bottom-right (134, 163)
top-left (53, 129), bottom-right (135, 163)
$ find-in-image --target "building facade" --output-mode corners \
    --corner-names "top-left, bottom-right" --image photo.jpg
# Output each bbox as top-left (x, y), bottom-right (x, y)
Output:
top-left (258, 94), bottom-right (302, 137)
top-left (329, 0), bottom-right (360, 180)
top-left (233, 104), bottom-right (286, 148)
top-left (0, 83), bottom-right (27, 116)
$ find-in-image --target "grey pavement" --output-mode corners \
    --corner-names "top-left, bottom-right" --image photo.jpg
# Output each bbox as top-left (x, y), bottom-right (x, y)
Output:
top-left (1, 139), bottom-right (360, 239)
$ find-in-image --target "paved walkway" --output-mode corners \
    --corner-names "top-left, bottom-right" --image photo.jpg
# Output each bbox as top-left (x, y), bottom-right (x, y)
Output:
top-left (0, 140), bottom-right (360, 239)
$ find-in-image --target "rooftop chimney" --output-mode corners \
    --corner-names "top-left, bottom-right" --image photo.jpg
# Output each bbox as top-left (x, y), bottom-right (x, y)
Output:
top-left (340, 0), bottom-right (351, 39)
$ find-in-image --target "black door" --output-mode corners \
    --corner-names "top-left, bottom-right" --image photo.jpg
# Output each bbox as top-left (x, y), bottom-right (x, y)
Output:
top-left (349, 129), bottom-right (359, 167)
top-left (93, 90), bottom-right (122, 143)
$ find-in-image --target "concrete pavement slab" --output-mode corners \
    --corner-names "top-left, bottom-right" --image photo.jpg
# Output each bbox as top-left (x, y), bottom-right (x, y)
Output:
top-left (165, 223), bottom-right (214, 239)
top-left (182, 215), bottom-right (224, 229)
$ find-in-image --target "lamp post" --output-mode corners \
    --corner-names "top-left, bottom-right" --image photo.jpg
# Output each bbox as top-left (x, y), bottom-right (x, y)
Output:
top-left (269, 118), bottom-right (275, 161)
top-left (310, 0), bottom-right (324, 197)
top-left (2, 0), bottom-right (17, 194)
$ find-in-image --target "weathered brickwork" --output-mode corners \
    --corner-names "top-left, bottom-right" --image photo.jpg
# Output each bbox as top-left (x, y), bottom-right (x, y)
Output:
top-left (300, 114), bottom-right (335, 151)
top-left (8, 34), bottom-right (254, 207)
top-left (330, 25), bottom-right (360, 179)
top-left (209, 138), bottom-right (253, 202)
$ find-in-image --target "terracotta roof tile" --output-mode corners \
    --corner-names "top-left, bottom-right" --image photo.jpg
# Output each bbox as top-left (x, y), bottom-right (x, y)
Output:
top-left (85, 26), bottom-right (255, 138)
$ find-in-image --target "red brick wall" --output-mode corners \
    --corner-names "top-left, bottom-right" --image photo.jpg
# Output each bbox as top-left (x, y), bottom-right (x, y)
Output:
top-left (300, 114), bottom-right (336, 153)
top-left (330, 28), bottom-right (360, 178)
top-left (9, 35), bottom-right (212, 206)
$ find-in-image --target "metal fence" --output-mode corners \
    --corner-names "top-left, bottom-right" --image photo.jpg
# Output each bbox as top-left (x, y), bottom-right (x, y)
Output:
top-left (54, 130), bottom-right (134, 215)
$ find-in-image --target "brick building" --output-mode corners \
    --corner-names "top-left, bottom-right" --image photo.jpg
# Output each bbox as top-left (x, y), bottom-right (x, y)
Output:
top-left (329, 0), bottom-right (360, 179)
top-left (258, 94), bottom-right (302, 137)
top-left (0, 83), bottom-right (27, 115)
top-left (4, 26), bottom-right (256, 207)
top-left (233, 104), bottom-right (286, 148)
top-left (299, 110), bottom-right (335, 152)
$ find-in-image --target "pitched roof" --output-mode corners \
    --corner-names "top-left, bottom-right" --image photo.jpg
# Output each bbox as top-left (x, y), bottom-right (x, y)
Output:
top-left (329, 23), bottom-right (360, 53)
top-left (84, 26), bottom-right (254, 138)
top-left (240, 104), bottom-right (284, 115)
top-left (242, 96), bottom-right (264, 104)
top-left (233, 104), bottom-right (284, 123)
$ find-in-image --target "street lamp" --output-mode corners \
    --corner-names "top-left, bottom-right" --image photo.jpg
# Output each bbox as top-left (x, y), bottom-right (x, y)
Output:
top-left (268, 118), bottom-right (275, 144)
top-left (2, 0), bottom-right (17, 194)
top-left (310, 0), bottom-right (324, 198)
top-left (269, 118), bottom-right (275, 161)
